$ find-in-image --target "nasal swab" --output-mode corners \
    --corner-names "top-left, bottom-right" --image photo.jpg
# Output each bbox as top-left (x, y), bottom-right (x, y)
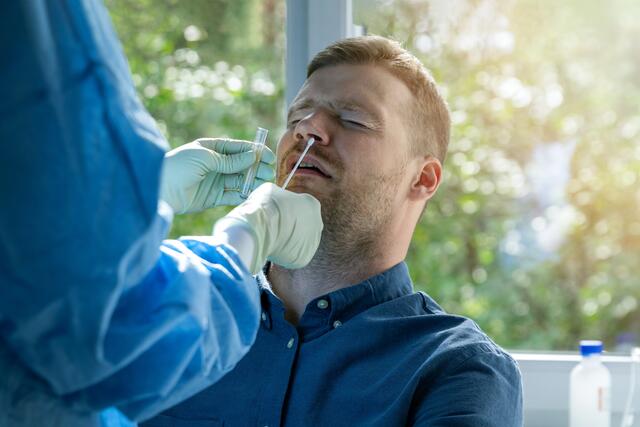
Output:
top-left (282, 137), bottom-right (315, 189)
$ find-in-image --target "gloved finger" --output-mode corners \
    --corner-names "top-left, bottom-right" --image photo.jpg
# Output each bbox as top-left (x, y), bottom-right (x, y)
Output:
top-left (255, 162), bottom-right (275, 181)
top-left (250, 178), bottom-right (271, 191)
top-left (217, 177), bottom-right (273, 205)
top-left (198, 138), bottom-right (276, 167)
top-left (222, 174), bottom-right (246, 192)
top-left (197, 138), bottom-right (255, 154)
top-left (219, 190), bottom-right (245, 207)
top-left (217, 150), bottom-right (258, 174)
top-left (259, 145), bottom-right (276, 165)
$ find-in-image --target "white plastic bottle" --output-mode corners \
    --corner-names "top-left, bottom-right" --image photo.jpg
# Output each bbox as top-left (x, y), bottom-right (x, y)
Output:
top-left (569, 340), bottom-right (611, 427)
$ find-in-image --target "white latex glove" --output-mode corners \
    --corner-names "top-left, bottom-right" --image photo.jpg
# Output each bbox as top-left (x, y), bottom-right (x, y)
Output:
top-left (213, 183), bottom-right (323, 274)
top-left (160, 138), bottom-right (275, 214)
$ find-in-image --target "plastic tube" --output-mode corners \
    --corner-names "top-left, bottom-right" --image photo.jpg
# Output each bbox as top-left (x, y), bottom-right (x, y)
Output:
top-left (240, 127), bottom-right (268, 198)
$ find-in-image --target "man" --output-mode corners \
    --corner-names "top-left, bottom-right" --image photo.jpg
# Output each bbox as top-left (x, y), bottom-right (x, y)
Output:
top-left (145, 35), bottom-right (523, 426)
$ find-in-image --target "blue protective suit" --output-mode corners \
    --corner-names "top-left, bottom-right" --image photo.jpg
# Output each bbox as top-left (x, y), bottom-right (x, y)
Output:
top-left (0, 1), bottom-right (260, 425)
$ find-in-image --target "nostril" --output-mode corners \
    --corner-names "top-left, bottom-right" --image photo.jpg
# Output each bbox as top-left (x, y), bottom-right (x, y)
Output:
top-left (308, 134), bottom-right (323, 144)
top-left (296, 133), bottom-right (323, 144)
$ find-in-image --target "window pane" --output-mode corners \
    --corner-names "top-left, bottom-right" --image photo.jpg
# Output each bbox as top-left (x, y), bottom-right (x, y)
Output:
top-left (107, 0), bottom-right (286, 237)
top-left (354, 0), bottom-right (640, 351)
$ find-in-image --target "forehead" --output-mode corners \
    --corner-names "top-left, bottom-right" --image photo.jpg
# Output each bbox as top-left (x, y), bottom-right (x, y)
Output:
top-left (291, 64), bottom-right (413, 117)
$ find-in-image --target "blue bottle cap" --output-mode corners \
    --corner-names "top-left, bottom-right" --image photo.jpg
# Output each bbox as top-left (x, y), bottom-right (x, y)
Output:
top-left (580, 340), bottom-right (604, 356)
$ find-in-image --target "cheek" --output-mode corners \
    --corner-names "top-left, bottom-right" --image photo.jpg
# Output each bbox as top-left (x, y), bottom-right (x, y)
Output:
top-left (345, 141), bottom-right (394, 174)
top-left (276, 132), bottom-right (295, 174)
top-left (339, 151), bottom-right (382, 188)
top-left (276, 132), bottom-right (291, 154)
top-left (341, 144), bottom-right (406, 192)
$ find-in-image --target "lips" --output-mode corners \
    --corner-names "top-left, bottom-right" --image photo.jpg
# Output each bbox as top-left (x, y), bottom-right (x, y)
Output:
top-left (286, 154), bottom-right (332, 178)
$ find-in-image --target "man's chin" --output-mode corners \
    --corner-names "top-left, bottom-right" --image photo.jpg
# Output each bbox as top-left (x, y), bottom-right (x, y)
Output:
top-left (285, 183), bottom-right (322, 198)
top-left (280, 179), bottom-right (328, 202)
top-left (278, 174), bottom-right (322, 189)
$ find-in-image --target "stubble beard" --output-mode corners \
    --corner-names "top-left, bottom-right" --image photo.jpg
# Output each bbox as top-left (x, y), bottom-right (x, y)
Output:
top-left (275, 144), bottom-right (407, 286)
top-left (298, 168), bottom-right (403, 284)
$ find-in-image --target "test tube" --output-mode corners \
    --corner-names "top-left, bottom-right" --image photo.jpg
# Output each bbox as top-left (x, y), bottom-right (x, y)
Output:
top-left (240, 127), bottom-right (269, 198)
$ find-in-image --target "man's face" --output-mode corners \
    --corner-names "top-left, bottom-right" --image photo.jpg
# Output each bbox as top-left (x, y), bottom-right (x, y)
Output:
top-left (276, 64), bottom-right (415, 252)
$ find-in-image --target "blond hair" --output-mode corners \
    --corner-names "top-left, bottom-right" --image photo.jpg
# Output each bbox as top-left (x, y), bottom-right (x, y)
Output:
top-left (308, 35), bottom-right (450, 163)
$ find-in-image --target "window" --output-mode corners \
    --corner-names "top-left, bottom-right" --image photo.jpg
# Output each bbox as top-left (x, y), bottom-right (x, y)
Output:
top-left (108, 0), bottom-right (640, 353)
top-left (107, 0), bottom-right (286, 237)
top-left (108, 1), bottom-right (640, 423)
top-left (354, 0), bottom-right (640, 352)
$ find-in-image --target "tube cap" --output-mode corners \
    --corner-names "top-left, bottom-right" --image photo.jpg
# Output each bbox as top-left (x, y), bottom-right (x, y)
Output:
top-left (580, 340), bottom-right (604, 356)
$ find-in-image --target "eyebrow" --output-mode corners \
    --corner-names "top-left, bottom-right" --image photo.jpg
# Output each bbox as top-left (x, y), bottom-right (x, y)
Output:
top-left (287, 99), bottom-right (315, 121)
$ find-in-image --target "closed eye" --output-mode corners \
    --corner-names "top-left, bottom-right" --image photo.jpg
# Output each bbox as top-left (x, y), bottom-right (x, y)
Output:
top-left (342, 119), bottom-right (369, 129)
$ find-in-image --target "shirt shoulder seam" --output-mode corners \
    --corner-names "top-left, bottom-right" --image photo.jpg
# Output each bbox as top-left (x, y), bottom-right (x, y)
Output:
top-left (447, 345), bottom-right (518, 375)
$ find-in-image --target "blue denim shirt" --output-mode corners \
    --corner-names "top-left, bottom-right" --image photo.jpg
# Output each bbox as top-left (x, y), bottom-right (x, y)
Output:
top-left (145, 262), bottom-right (523, 427)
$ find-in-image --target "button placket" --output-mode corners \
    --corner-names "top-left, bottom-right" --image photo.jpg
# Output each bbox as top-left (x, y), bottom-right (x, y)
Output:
top-left (260, 309), bottom-right (272, 330)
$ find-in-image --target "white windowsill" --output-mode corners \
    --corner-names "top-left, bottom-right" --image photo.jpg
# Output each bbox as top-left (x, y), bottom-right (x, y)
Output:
top-left (510, 351), bottom-right (640, 427)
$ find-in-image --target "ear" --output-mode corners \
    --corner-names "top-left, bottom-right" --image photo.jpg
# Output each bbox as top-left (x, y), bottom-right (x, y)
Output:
top-left (408, 156), bottom-right (442, 202)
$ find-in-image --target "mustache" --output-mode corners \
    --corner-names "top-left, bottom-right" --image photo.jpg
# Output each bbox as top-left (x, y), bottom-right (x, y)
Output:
top-left (278, 143), bottom-right (342, 175)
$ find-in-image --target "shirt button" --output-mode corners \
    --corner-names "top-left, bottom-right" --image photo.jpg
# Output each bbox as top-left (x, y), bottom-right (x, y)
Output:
top-left (317, 299), bottom-right (329, 309)
top-left (261, 312), bottom-right (267, 321)
top-left (333, 320), bottom-right (342, 328)
top-left (286, 337), bottom-right (295, 349)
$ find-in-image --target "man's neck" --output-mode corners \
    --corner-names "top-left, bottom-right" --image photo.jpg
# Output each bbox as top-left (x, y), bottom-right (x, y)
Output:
top-left (267, 242), bottom-right (404, 325)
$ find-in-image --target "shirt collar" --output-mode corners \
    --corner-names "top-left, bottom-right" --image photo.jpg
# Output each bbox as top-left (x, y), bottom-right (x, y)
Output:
top-left (256, 262), bottom-right (414, 340)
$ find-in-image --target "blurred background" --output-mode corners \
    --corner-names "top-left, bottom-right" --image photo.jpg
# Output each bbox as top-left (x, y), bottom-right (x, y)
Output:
top-left (106, 0), bottom-right (640, 352)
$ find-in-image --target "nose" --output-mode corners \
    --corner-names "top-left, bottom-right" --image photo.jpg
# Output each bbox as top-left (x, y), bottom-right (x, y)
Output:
top-left (294, 110), bottom-right (330, 146)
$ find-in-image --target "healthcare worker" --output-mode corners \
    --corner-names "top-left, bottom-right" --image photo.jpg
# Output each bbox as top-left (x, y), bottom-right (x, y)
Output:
top-left (0, 1), bottom-right (322, 426)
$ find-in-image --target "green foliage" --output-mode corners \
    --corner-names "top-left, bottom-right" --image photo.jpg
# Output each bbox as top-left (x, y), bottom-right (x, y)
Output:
top-left (107, 0), bottom-right (640, 351)
top-left (107, 0), bottom-right (285, 236)
top-left (357, 0), bottom-right (640, 350)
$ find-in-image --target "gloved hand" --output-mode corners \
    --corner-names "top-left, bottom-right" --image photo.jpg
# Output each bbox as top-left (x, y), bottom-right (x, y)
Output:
top-left (160, 138), bottom-right (275, 214)
top-left (213, 183), bottom-right (323, 274)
